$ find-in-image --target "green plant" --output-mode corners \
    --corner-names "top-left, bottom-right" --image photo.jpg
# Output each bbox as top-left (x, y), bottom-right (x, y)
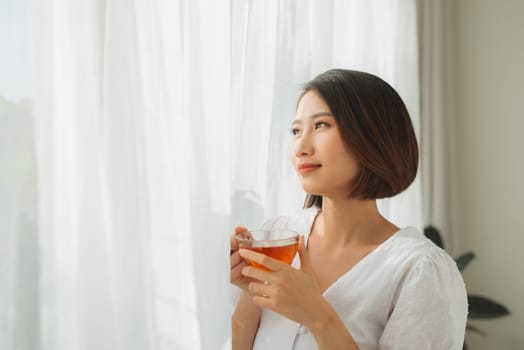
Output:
top-left (423, 226), bottom-right (510, 350)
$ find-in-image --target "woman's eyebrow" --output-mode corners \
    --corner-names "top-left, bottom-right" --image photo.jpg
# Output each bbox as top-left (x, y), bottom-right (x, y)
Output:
top-left (291, 112), bottom-right (333, 126)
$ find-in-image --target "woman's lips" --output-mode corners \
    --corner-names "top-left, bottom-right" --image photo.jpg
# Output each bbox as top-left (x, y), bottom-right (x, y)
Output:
top-left (298, 164), bottom-right (321, 174)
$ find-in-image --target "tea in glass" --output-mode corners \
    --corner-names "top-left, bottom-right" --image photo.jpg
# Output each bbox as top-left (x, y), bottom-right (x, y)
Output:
top-left (236, 229), bottom-right (299, 270)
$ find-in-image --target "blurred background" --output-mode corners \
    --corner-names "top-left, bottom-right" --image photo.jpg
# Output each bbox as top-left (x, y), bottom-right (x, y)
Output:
top-left (1, 0), bottom-right (522, 349)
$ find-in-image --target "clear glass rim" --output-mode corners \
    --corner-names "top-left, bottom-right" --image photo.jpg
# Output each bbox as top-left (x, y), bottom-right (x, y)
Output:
top-left (235, 229), bottom-right (299, 248)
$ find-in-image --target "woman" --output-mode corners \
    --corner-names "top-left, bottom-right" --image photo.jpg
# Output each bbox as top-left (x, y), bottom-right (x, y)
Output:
top-left (230, 69), bottom-right (467, 349)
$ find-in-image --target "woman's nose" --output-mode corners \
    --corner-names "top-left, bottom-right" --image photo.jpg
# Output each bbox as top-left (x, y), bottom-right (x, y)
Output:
top-left (293, 134), bottom-right (314, 157)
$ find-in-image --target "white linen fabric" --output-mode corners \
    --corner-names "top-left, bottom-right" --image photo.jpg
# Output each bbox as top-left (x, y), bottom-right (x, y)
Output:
top-left (252, 209), bottom-right (468, 350)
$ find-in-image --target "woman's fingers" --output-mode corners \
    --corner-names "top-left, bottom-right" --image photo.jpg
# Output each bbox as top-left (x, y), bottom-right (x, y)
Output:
top-left (248, 281), bottom-right (272, 297)
top-left (241, 264), bottom-right (273, 283)
top-left (230, 255), bottom-right (247, 283)
top-left (230, 227), bottom-right (252, 289)
top-left (230, 264), bottom-right (245, 283)
top-left (230, 250), bottom-right (242, 267)
top-left (234, 226), bottom-right (248, 234)
top-left (238, 248), bottom-right (283, 272)
top-left (230, 226), bottom-right (248, 254)
top-left (230, 226), bottom-right (246, 256)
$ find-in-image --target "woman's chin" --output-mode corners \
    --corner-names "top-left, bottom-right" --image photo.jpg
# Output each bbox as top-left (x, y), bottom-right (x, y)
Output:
top-left (300, 185), bottom-right (324, 196)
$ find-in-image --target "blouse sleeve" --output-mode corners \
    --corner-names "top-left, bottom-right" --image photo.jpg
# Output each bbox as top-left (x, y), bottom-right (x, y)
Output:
top-left (378, 252), bottom-right (468, 350)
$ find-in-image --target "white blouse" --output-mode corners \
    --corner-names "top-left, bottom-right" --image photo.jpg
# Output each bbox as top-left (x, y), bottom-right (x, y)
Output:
top-left (252, 209), bottom-right (468, 350)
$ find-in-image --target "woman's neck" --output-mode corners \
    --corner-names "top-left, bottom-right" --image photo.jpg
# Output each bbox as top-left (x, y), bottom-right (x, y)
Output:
top-left (315, 196), bottom-right (396, 246)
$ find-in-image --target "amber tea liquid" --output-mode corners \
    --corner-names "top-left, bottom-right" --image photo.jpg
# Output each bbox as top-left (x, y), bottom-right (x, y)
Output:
top-left (245, 242), bottom-right (298, 271)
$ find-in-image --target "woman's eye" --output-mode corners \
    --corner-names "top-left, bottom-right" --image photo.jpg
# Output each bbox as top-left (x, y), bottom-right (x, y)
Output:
top-left (314, 121), bottom-right (329, 129)
top-left (291, 128), bottom-right (301, 136)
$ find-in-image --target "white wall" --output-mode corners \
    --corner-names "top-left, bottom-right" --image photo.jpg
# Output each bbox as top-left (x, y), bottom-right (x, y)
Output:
top-left (454, 0), bottom-right (524, 348)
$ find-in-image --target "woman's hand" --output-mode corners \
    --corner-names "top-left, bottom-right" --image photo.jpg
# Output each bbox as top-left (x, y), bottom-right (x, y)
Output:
top-left (238, 235), bottom-right (325, 327)
top-left (238, 235), bottom-right (360, 349)
top-left (230, 226), bottom-right (253, 291)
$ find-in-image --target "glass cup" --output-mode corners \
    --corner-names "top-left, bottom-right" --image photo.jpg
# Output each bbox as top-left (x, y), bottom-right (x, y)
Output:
top-left (235, 229), bottom-right (299, 270)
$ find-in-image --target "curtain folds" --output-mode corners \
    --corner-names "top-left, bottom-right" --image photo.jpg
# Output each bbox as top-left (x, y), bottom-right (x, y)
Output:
top-left (24, 1), bottom-right (421, 349)
top-left (33, 1), bottom-right (231, 349)
top-left (418, 0), bottom-right (459, 254)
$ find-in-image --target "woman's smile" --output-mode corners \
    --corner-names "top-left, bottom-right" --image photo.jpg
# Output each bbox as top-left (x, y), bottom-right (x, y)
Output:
top-left (298, 163), bottom-right (322, 174)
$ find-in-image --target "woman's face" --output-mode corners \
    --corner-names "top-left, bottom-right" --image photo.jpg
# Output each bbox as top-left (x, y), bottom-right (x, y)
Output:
top-left (290, 90), bottom-right (360, 199)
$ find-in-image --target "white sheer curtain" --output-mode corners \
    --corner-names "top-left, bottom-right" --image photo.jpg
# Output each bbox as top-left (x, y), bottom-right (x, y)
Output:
top-left (0, 98), bottom-right (38, 350)
top-left (1, 1), bottom-right (38, 350)
top-left (33, 1), bottom-right (230, 349)
top-left (418, 0), bottom-right (460, 255)
top-left (2, 1), bottom-right (421, 349)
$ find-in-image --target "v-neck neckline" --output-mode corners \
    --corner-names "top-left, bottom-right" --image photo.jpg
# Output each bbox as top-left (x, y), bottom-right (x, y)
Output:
top-left (304, 210), bottom-right (402, 296)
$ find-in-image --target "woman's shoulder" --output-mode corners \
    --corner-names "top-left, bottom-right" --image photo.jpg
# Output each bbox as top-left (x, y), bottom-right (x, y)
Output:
top-left (378, 228), bottom-right (468, 347)
top-left (387, 227), bottom-right (459, 272)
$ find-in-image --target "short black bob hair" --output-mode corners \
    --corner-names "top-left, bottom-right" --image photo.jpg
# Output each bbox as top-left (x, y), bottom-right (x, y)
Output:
top-left (300, 69), bottom-right (419, 208)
